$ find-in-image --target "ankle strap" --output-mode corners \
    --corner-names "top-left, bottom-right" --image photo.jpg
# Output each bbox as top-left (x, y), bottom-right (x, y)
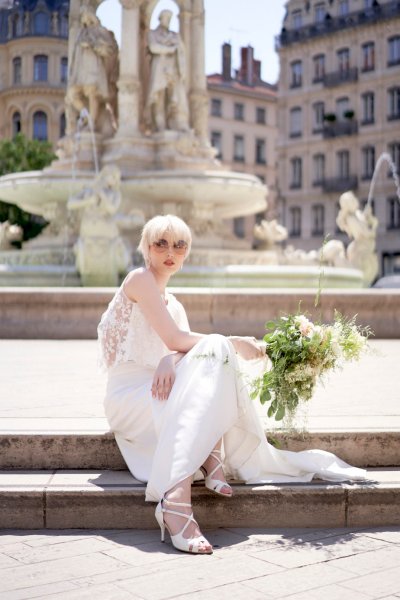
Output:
top-left (163, 498), bottom-right (192, 508)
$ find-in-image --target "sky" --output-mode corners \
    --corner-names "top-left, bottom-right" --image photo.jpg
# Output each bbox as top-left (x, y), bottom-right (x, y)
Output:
top-left (97, 0), bottom-right (287, 85)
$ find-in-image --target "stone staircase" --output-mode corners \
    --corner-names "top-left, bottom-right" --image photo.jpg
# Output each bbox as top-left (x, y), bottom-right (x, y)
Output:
top-left (1, 428), bottom-right (400, 530)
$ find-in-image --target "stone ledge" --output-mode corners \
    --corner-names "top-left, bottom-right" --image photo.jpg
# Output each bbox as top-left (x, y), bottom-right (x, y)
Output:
top-left (0, 288), bottom-right (399, 338)
top-left (1, 431), bottom-right (399, 470)
top-left (0, 469), bottom-right (398, 529)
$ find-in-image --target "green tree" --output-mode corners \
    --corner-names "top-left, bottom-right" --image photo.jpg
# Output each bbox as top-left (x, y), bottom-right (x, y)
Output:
top-left (0, 134), bottom-right (56, 245)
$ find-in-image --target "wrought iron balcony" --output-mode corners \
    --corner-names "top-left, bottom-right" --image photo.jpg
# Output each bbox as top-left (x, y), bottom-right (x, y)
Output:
top-left (323, 119), bottom-right (358, 138)
top-left (322, 176), bottom-right (358, 193)
top-left (276, 1), bottom-right (400, 48)
top-left (323, 67), bottom-right (358, 88)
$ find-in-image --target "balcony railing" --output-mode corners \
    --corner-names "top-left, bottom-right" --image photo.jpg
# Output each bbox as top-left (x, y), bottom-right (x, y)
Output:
top-left (276, 1), bottom-right (400, 48)
top-left (323, 67), bottom-right (358, 88)
top-left (322, 176), bottom-right (358, 193)
top-left (323, 119), bottom-right (358, 138)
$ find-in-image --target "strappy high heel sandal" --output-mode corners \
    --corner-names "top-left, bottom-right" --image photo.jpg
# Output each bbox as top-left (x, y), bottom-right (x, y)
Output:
top-left (200, 449), bottom-right (233, 497)
top-left (155, 498), bottom-right (213, 554)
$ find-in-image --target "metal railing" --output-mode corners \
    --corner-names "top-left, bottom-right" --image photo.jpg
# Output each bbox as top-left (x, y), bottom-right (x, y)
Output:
top-left (323, 67), bottom-right (358, 87)
top-left (276, 1), bottom-right (400, 48)
top-left (323, 119), bottom-right (359, 138)
top-left (322, 176), bottom-right (358, 193)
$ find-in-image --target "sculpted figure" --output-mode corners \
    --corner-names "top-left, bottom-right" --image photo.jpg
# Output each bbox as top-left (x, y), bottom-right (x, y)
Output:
top-left (336, 191), bottom-right (378, 285)
top-left (66, 6), bottom-right (118, 133)
top-left (146, 10), bottom-right (189, 132)
top-left (254, 219), bottom-right (288, 251)
top-left (67, 166), bottom-right (130, 286)
top-left (0, 221), bottom-right (23, 250)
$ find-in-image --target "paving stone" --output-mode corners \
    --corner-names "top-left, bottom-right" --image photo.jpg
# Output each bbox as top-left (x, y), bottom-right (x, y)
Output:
top-left (326, 544), bottom-right (400, 575)
top-left (176, 582), bottom-right (273, 600)
top-left (340, 565), bottom-right (400, 597)
top-left (0, 580), bottom-right (80, 600)
top-left (362, 528), bottom-right (400, 544)
top-left (1, 537), bottom-right (115, 564)
top-left (0, 552), bottom-right (21, 568)
top-left (116, 554), bottom-right (283, 600)
top-left (281, 583), bottom-right (371, 600)
top-left (29, 583), bottom-right (141, 599)
top-left (242, 562), bottom-right (355, 597)
top-left (0, 552), bottom-right (129, 594)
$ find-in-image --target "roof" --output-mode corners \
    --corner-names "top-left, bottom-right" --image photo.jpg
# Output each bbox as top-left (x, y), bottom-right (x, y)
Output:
top-left (207, 73), bottom-right (277, 99)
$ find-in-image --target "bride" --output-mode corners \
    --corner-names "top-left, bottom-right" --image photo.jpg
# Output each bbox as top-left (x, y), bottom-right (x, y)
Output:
top-left (98, 214), bottom-right (366, 555)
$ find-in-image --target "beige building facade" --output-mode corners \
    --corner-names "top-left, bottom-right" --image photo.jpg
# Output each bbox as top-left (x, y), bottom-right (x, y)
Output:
top-left (0, 0), bottom-right (69, 147)
top-left (207, 44), bottom-right (278, 243)
top-left (277, 0), bottom-right (400, 276)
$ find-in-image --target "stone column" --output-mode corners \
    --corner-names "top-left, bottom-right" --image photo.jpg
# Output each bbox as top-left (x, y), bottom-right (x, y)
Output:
top-left (189, 0), bottom-right (209, 146)
top-left (115, 0), bottom-right (143, 138)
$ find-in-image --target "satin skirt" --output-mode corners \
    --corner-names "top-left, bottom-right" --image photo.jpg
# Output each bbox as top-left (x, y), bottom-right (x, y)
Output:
top-left (104, 334), bottom-right (367, 503)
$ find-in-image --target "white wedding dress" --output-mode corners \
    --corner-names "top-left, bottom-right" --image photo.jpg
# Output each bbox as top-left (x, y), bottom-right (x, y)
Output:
top-left (98, 285), bottom-right (367, 503)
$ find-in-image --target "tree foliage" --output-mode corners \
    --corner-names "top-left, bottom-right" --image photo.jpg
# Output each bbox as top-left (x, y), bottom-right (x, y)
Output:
top-left (0, 134), bottom-right (56, 244)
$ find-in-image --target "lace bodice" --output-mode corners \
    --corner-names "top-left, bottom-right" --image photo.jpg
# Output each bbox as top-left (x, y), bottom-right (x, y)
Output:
top-left (97, 285), bottom-right (190, 372)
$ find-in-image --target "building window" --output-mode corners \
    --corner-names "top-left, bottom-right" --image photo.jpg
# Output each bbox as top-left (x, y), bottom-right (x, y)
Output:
top-left (290, 61), bottom-right (302, 88)
top-left (364, 0), bottom-right (374, 8)
top-left (256, 107), bottom-right (266, 124)
top-left (312, 205), bottom-right (325, 236)
top-left (337, 150), bottom-right (350, 179)
top-left (60, 13), bottom-right (68, 37)
top-left (290, 107), bottom-right (302, 137)
top-left (233, 135), bottom-right (245, 162)
top-left (387, 197), bottom-right (400, 230)
top-left (234, 103), bottom-right (244, 121)
top-left (12, 111), bottom-right (21, 137)
top-left (211, 131), bottom-right (222, 159)
top-left (234, 216), bottom-right (245, 239)
top-left (388, 143), bottom-right (400, 177)
top-left (211, 98), bottom-right (222, 117)
top-left (292, 10), bottom-right (302, 29)
top-left (12, 14), bottom-right (22, 37)
top-left (362, 42), bottom-right (375, 72)
top-left (33, 110), bottom-right (48, 141)
top-left (33, 11), bottom-right (50, 35)
top-left (388, 87), bottom-right (400, 120)
top-left (60, 112), bottom-right (66, 138)
top-left (313, 154), bottom-right (325, 185)
top-left (313, 101), bottom-right (325, 132)
top-left (290, 157), bottom-right (302, 189)
top-left (289, 206), bottom-right (302, 237)
top-left (13, 57), bottom-right (21, 84)
top-left (33, 55), bottom-right (48, 82)
top-left (388, 36), bottom-right (400, 66)
top-left (337, 48), bottom-right (350, 74)
top-left (339, 0), bottom-right (349, 16)
top-left (362, 146), bottom-right (375, 179)
top-left (60, 57), bottom-right (68, 83)
top-left (313, 54), bottom-right (325, 82)
top-left (336, 96), bottom-right (350, 120)
top-left (315, 3), bottom-right (326, 23)
top-left (362, 92), bottom-right (375, 124)
top-left (255, 139), bottom-right (266, 165)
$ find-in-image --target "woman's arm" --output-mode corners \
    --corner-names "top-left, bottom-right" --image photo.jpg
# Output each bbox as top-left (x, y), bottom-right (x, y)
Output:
top-left (124, 269), bottom-right (204, 353)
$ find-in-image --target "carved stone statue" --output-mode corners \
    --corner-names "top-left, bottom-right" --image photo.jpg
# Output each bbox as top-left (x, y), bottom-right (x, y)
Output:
top-left (67, 166), bottom-right (131, 286)
top-left (146, 9), bottom-right (189, 132)
top-left (0, 221), bottom-right (23, 250)
top-left (254, 219), bottom-right (288, 251)
top-left (336, 191), bottom-right (379, 285)
top-left (66, 6), bottom-right (118, 134)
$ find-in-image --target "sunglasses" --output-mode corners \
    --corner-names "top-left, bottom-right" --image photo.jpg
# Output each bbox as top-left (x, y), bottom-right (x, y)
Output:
top-left (152, 239), bottom-right (188, 255)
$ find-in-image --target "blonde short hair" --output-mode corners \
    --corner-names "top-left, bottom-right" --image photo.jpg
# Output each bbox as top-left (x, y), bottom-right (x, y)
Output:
top-left (138, 215), bottom-right (192, 267)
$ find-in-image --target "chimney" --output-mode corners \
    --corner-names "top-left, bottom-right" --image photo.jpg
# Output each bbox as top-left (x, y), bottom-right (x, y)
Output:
top-left (253, 59), bottom-right (261, 83)
top-left (222, 42), bottom-right (232, 81)
top-left (239, 46), bottom-right (255, 85)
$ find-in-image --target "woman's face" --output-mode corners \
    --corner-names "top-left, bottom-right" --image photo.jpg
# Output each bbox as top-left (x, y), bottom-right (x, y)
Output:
top-left (148, 231), bottom-right (188, 276)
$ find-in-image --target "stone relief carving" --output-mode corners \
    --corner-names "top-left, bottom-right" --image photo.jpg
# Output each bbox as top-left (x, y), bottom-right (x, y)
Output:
top-left (146, 9), bottom-right (189, 132)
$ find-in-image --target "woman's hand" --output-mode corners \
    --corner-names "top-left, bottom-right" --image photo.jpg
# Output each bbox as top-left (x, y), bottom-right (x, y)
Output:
top-left (229, 336), bottom-right (265, 361)
top-left (151, 353), bottom-right (182, 400)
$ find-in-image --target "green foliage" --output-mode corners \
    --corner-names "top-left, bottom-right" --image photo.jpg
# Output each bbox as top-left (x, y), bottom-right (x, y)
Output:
top-left (0, 134), bottom-right (56, 244)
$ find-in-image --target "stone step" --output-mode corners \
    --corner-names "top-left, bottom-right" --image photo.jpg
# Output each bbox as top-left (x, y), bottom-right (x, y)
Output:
top-left (1, 469), bottom-right (399, 530)
top-left (1, 430), bottom-right (399, 470)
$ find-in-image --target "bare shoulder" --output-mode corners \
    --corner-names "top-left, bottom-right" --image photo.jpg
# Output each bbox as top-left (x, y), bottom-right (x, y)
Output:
top-left (123, 268), bottom-right (157, 302)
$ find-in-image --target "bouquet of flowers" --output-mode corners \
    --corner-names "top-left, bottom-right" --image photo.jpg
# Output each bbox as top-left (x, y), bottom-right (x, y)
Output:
top-left (251, 311), bottom-right (371, 423)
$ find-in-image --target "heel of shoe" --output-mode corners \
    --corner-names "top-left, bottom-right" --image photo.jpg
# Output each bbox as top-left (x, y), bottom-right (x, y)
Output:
top-left (155, 501), bottom-right (166, 543)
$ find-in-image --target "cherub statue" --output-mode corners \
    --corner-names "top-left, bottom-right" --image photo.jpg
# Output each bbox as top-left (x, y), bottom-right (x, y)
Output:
top-left (336, 191), bottom-right (378, 285)
top-left (67, 166), bottom-right (143, 286)
top-left (254, 219), bottom-right (288, 251)
top-left (0, 221), bottom-right (23, 250)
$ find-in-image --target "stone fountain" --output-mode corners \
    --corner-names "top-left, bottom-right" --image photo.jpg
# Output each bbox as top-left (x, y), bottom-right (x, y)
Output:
top-left (0, 0), bottom-right (365, 288)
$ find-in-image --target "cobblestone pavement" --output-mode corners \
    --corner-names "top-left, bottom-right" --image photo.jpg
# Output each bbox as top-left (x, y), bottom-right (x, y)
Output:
top-left (0, 526), bottom-right (399, 599)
